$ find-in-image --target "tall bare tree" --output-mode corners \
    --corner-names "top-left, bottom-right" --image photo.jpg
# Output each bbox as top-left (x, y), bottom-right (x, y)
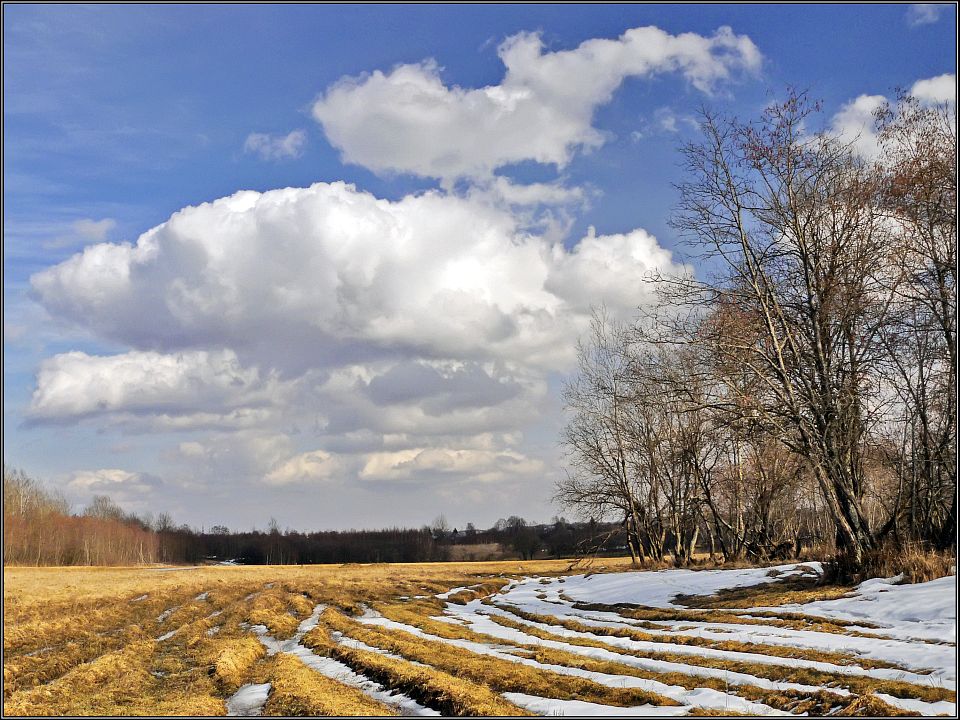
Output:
top-left (875, 92), bottom-right (957, 548)
top-left (671, 92), bottom-right (896, 568)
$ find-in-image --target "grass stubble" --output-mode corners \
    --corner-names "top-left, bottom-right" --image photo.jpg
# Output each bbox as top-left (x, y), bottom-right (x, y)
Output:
top-left (3, 557), bottom-right (952, 717)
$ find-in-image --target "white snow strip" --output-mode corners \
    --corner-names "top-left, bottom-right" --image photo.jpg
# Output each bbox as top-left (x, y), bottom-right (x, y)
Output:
top-left (285, 645), bottom-right (439, 715)
top-left (874, 692), bottom-right (956, 716)
top-left (627, 616), bottom-right (956, 682)
top-left (501, 564), bottom-right (817, 610)
top-left (503, 692), bottom-right (690, 716)
top-left (207, 610), bottom-right (223, 619)
top-left (436, 583), bottom-right (482, 599)
top-left (130, 594), bottom-right (148, 602)
top-left (156, 630), bottom-right (177, 642)
top-left (156, 606), bottom-right (179, 623)
top-left (206, 625), bottom-right (221, 637)
top-left (445, 605), bottom-right (845, 698)
top-left (331, 630), bottom-right (430, 667)
top-left (487, 585), bottom-right (955, 685)
top-left (244, 604), bottom-right (437, 716)
top-left (354, 613), bottom-right (787, 715)
top-left (225, 682), bottom-right (271, 716)
top-left (480, 599), bottom-right (952, 688)
top-left (195, 591), bottom-right (210, 601)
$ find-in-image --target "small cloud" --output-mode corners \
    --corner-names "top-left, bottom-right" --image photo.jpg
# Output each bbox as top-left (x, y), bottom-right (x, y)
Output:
top-left (73, 218), bottom-right (116, 242)
top-left (906, 4), bottom-right (946, 26)
top-left (655, 107), bottom-right (679, 133)
top-left (243, 129), bottom-right (307, 161)
top-left (66, 468), bottom-right (161, 511)
top-left (44, 217), bottom-right (116, 250)
top-left (911, 73), bottom-right (956, 106)
top-left (265, 450), bottom-right (341, 485)
top-left (830, 94), bottom-right (886, 160)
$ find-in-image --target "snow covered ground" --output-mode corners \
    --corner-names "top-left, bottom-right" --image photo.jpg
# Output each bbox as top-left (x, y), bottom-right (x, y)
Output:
top-left (393, 562), bottom-right (955, 717)
top-left (228, 562), bottom-right (955, 716)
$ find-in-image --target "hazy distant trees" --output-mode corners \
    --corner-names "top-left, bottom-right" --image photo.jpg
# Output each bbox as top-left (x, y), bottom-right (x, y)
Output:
top-left (2, 464), bottom-right (629, 567)
top-left (558, 89), bottom-right (956, 575)
top-left (3, 467), bottom-right (158, 565)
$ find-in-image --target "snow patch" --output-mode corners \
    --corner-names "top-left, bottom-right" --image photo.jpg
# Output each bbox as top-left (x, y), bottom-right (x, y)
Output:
top-left (503, 692), bottom-right (689, 716)
top-left (226, 682), bottom-right (271, 716)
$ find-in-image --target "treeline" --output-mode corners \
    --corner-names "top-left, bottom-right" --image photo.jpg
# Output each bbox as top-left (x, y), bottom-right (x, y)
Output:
top-left (3, 468), bottom-right (159, 565)
top-left (3, 467), bottom-right (623, 566)
top-left (145, 515), bottom-right (624, 565)
top-left (557, 90), bottom-right (956, 578)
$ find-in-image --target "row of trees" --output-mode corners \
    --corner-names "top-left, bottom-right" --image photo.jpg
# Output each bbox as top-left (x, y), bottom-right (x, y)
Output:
top-left (3, 467), bottom-right (626, 565)
top-left (558, 90), bottom-right (956, 576)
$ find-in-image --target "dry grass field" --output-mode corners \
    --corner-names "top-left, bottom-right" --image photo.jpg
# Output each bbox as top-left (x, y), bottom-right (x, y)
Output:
top-left (3, 558), bottom-right (955, 716)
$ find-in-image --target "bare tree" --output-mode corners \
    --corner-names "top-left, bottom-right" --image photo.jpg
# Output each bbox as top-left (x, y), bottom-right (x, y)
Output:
top-left (671, 91), bottom-right (897, 569)
top-left (875, 92), bottom-right (957, 548)
top-left (556, 309), bottom-right (660, 565)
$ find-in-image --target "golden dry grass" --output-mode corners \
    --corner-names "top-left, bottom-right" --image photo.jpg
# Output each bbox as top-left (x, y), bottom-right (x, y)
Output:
top-left (257, 653), bottom-right (397, 716)
top-left (307, 623), bottom-right (531, 716)
top-left (673, 570), bottom-right (859, 611)
top-left (311, 608), bottom-right (681, 708)
top-left (212, 637), bottom-right (266, 692)
top-left (3, 557), bottom-right (951, 717)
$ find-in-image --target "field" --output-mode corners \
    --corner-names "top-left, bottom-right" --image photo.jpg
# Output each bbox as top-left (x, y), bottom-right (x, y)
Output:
top-left (3, 559), bottom-right (955, 717)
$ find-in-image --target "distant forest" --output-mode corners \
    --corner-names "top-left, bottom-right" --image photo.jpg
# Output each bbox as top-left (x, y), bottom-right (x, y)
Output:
top-left (2, 467), bottom-right (621, 566)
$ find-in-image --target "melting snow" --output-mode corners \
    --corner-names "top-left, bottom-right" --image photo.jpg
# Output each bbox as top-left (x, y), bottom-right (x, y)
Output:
top-left (244, 603), bottom-right (437, 716)
top-left (225, 682), bottom-right (271, 716)
top-left (503, 692), bottom-right (689, 716)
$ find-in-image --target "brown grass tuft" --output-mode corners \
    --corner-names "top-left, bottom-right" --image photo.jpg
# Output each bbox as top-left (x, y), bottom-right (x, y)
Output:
top-left (213, 637), bottom-right (266, 692)
top-left (829, 545), bottom-right (956, 586)
top-left (258, 653), bottom-right (397, 716)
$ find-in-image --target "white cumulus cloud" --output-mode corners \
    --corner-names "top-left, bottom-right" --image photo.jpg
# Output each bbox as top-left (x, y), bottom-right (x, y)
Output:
top-left (830, 74), bottom-right (956, 160)
top-left (359, 447), bottom-right (545, 485)
top-left (244, 129), bottom-right (307, 161)
top-left (31, 182), bottom-right (686, 378)
top-left (911, 73), bottom-right (956, 106)
top-left (66, 468), bottom-right (161, 511)
top-left (28, 349), bottom-right (277, 422)
top-left (265, 450), bottom-right (343, 485)
top-left (312, 25), bottom-right (761, 182)
top-left (830, 93), bottom-right (886, 160)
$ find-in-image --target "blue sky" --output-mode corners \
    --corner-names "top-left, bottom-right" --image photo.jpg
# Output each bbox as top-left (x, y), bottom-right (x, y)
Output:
top-left (3, 4), bottom-right (956, 532)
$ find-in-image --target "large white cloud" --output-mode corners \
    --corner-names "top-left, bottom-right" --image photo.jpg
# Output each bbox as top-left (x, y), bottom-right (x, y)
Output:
top-left (312, 25), bottom-right (761, 181)
top-left (29, 180), bottom-right (681, 498)
top-left (31, 182), bottom-right (686, 377)
top-left (28, 349), bottom-right (277, 422)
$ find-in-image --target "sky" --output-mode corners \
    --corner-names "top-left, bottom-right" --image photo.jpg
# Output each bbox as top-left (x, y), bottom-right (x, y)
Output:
top-left (3, 4), bottom-right (956, 533)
